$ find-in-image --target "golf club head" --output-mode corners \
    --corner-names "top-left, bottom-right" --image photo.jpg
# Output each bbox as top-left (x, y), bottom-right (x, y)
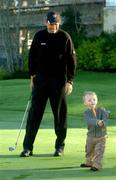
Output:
top-left (9, 146), bottom-right (15, 152)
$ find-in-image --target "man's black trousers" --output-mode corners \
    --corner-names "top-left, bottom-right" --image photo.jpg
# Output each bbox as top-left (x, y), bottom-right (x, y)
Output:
top-left (23, 76), bottom-right (67, 151)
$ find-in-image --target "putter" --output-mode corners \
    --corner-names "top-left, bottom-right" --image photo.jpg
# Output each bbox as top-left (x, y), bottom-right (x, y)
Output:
top-left (9, 97), bottom-right (31, 152)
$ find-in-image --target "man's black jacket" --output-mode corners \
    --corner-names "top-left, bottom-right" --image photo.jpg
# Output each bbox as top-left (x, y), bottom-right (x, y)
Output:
top-left (28, 28), bottom-right (77, 82)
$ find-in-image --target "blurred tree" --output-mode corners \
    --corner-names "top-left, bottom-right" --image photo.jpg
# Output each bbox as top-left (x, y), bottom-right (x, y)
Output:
top-left (61, 5), bottom-right (86, 48)
top-left (0, 0), bottom-right (21, 72)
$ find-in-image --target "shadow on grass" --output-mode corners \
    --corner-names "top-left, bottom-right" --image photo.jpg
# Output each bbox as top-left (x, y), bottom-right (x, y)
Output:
top-left (0, 167), bottom-right (116, 179)
top-left (0, 153), bottom-right (54, 159)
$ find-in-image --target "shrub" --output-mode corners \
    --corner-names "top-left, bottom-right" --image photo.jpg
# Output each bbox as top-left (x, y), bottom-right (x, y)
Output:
top-left (77, 33), bottom-right (116, 71)
top-left (77, 39), bottom-right (103, 70)
top-left (0, 68), bottom-right (12, 80)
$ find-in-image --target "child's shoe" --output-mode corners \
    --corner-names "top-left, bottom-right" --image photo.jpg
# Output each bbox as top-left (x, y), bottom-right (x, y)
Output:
top-left (80, 163), bottom-right (91, 168)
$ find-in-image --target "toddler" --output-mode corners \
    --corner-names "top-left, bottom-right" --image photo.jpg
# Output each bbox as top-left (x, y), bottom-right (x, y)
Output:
top-left (80, 91), bottom-right (109, 171)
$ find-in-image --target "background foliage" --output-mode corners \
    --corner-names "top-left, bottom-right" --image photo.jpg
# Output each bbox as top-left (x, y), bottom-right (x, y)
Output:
top-left (77, 33), bottom-right (116, 71)
top-left (0, 7), bottom-right (116, 80)
top-left (61, 7), bottom-right (116, 72)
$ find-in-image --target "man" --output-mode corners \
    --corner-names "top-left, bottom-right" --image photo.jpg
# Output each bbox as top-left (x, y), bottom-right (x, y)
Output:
top-left (20, 11), bottom-right (77, 157)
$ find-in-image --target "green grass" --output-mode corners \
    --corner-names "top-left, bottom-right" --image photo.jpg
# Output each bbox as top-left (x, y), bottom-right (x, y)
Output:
top-left (0, 71), bottom-right (116, 180)
top-left (0, 128), bottom-right (116, 180)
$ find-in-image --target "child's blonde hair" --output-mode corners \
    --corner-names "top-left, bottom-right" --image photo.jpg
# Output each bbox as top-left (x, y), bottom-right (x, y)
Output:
top-left (83, 91), bottom-right (97, 102)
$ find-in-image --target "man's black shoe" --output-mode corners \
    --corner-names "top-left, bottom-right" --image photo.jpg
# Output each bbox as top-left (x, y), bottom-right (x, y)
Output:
top-left (20, 149), bottom-right (33, 157)
top-left (90, 167), bottom-right (98, 171)
top-left (54, 148), bottom-right (64, 156)
top-left (80, 163), bottom-right (91, 168)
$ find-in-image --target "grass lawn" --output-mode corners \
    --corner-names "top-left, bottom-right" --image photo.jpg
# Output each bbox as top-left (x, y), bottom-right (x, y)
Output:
top-left (0, 71), bottom-right (116, 180)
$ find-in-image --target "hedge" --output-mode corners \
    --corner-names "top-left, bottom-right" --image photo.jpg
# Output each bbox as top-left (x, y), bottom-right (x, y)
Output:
top-left (76, 33), bottom-right (116, 71)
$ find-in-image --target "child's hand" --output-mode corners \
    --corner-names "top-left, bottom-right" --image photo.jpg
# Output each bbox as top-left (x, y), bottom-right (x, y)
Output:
top-left (97, 120), bottom-right (104, 127)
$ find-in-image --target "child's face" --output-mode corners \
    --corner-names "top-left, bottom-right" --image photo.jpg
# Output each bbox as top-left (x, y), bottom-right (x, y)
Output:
top-left (84, 94), bottom-right (98, 109)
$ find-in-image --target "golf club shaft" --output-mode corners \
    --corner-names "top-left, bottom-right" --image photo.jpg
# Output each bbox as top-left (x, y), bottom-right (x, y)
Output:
top-left (15, 98), bottom-right (31, 148)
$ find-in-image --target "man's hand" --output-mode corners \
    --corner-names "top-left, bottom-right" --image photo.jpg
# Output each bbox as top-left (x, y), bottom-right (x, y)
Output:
top-left (30, 75), bottom-right (36, 90)
top-left (65, 82), bottom-right (73, 95)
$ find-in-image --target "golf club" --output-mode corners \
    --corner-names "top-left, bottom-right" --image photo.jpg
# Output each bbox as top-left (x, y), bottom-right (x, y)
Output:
top-left (9, 97), bottom-right (31, 152)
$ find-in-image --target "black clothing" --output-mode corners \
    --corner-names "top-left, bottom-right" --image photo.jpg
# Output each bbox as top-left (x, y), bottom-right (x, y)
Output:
top-left (23, 76), bottom-right (67, 151)
top-left (23, 28), bottom-right (76, 153)
top-left (29, 29), bottom-right (76, 81)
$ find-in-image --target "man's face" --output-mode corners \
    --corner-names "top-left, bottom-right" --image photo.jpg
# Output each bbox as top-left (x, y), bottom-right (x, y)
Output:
top-left (84, 94), bottom-right (98, 109)
top-left (46, 22), bottom-right (60, 34)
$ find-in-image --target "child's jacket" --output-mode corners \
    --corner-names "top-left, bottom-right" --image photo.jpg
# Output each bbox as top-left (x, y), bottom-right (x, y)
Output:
top-left (84, 107), bottom-right (109, 138)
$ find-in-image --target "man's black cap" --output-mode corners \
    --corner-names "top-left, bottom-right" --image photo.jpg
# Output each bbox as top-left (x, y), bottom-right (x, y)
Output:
top-left (47, 11), bottom-right (61, 24)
